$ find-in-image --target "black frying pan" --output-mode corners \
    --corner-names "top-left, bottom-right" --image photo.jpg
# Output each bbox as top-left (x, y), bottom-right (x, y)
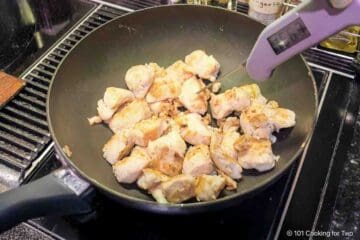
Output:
top-left (0, 5), bottom-right (317, 232)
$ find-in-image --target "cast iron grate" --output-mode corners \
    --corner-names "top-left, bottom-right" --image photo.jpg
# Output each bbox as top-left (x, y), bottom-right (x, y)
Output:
top-left (0, 6), bottom-right (128, 173)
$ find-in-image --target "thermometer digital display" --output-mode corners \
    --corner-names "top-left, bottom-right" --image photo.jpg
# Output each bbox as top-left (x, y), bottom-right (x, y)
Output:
top-left (267, 18), bottom-right (311, 55)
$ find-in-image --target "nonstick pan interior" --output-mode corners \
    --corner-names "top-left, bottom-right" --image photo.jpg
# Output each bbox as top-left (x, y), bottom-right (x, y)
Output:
top-left (48, 5), bottom-right (317, 211)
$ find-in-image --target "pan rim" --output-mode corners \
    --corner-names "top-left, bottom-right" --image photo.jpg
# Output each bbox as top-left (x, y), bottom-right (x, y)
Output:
top-left (47, 4), bottom-right (319, 211)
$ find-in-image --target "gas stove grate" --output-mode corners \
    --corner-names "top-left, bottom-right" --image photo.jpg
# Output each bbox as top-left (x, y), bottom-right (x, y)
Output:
top-left (0, 5), bottom-right (127, 174)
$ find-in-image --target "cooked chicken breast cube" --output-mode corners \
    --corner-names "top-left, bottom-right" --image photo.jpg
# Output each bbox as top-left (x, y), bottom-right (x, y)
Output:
top-left (125, 64), bottom-right (155, 99)
top-left (210, 131), bottom-right (242, 179)
top-left (97, 99), bottom-right (117, 122)
top-left (175, 113), bottom-right (212, 145)
top-left (210, 87), bottom-right (251, 119)
top-left (109, 100), bottom-right (152, 133)
top-left (87, 115), bottom-right (102, 125)
top-left (130, 116), bottom-right (169, 147)
top-left (113, 146), bottom-right (151, 183)
top-left (179, 77), bottom-right (210, 115)
top-left (211, 82), bottom-right (221, 93)
top-left (182, 145), bottom-right (214, 177)
top-left (265, 101), bottom-right (296, 131)
top-left (185, 50), bottom-right (220, 81)
top-left (195, 175), bottom-right (226, 201)
top-left (137, 168), bottom-right (169, 190)
top-left (217, 117), bottom-right (240, 132)
top-left (162, 174), bottom-right (196, 203)
top-left (103, 87), bottom-right (134, 110)
top-left (149, 99), bottom-right (181, 118)
top-left (240, 101), bottom-right (295, 141)
top-left (147, 131), bottom-right (187, 176)
top-left (235, 135), bottom-right (278, 172)
top-left (149, 62), bottom-right (167, 78)
top-left (166, 60), bottom-right (193, 83)
top-left (150, 185), bottom-right (168, 204)
top-left (146, 72), bottom-right (182, 103)
top-left (240, 84), bottom-right (267, 105)
top-left (103, 129), bottom-right (134, 165)
top-left (217, 170), bottom-right (238, 190)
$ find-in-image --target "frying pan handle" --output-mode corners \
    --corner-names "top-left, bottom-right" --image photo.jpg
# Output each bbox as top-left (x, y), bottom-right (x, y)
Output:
top-left (246, 0), bottom-right (360, 81)
top-left (0, 168), bottom-right (92, 233)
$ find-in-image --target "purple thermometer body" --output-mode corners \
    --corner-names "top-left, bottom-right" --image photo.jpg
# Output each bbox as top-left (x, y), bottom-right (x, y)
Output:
top-left (246, 0), bottom-right (360, 81)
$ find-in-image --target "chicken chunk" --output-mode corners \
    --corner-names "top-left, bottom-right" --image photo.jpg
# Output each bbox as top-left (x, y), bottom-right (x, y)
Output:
top-left (217, 170), bottom-right (238, 190)
top-left (125, 64), bottom-right (155, 99)
top-left (210, 87), bottom-right (251, 119)
top-left (195, 175), bottom-right (226, 201)
top-left (175, 113), bottom-right (212, 145)
top-left (147, 131), bottom-right (187, 176)
top-left (179, 77), bottom-right (210, 115)
top-left (210, 130), bottom-right (242, 179)
top-left (185, 50), bottom-right (220, 81)
top-left (240, 84), bottom-right (267, 105)
top-left (149, 99), bottom-right (181, 118)
top-left (103, 129), bottom-right (134, 165)
top-left (95, 87), bottom-right (135, 122)
top-left (109, 100), bottom-right (152, 133)
top-left (182, 145), bottom-right (214, 177)
top-left (166, 60), bottom-right (193, 83)
top-left (87, 116), bottom-right (102, 125)
top-left (149, 185), bottom-right (168, 204)
top-left (240, 101), bottom-right (296, 141)
top-left (97, 99), bottom-right (117, 122)
top-left (146, 71), bottom-right (182, 103)
top-left (235, 135), bottom-right (278, 172)
top-left (113, 146), bottom-right (151, 183)
top-left (137, 168), bottom-right (169, 190)
top-left (130, 116), bottom-right (169, 147)
top-left (103, 87), bottom-right (134, 109)
top-left (162, 174), bottom-right (196, 203)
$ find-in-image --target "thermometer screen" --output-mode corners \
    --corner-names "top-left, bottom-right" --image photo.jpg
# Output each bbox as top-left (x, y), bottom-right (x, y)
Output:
top-left (267, 18), bottom-right (311, 55)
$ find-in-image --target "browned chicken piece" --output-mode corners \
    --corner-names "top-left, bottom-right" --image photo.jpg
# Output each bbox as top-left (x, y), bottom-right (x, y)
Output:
top-left (195, 175), bottom-right (226, 201)
top-left (102, 129), bottom-right (134, 165)
top-left (125, 64), bottom-right (155, 99)
top-left (149, 99), bottom-right (182, 118)
top-left (149, 62), bottom-right (167, 78)
top-left (166, 60), bottom-right (194, 83)
top-left (137, 168), bottom-right (169, 190)
top-left (211, 82), bottom-right (221, 93)
top-left (182, 145), bottom-right (214, 177)
top-left (179, 77), bottom-right (210, 115)
top-left (240, 101), bottom-right (296, 141)
top-left (175, 113), bottom-right (212, 145)
top-left (265, 101), bottom-right (296, 131)
top-left (240, 84), bottom-right (267, 105)
top-left (235, 135), bottom-right (278, 172)
top-left (149, 185), bottom-right (168, 204)
top-left (146, 71), bottom-right (182, 103)
top-left (210, 87), bottom-right (251, 119)
top-left (87, 116), bottom-right (102, 125)
top-left (112, 146), bottom-right (151, 183)
top-left (162, 174), bottom-right (196, 203)
top-left (95, 87), bottom-right (135, 122)
top-left (184, 50), bottom-right (220, 82)
top-left (109, 100), bottom-right (152, 133)
top-left (147, 131), bottom-right (187, 176)
top-left (210, 130), bottom-right (242, 179)
top-left (96, 99), bottom-right (117, 122)
top-left (103, 87), bottom-right (134, 109)
top-left (130, 116), bottom-right (169, 147)
top-left (210, 84), bottom-right (268, 120)
top-left (217, 117), bottom-right (240, 131)
top-left (217, 170), bottom-right (238, 190)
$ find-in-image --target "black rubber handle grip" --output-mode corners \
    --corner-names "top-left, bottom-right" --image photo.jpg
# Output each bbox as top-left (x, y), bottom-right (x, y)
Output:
top-left (0, 172), bottom-right (91, 233)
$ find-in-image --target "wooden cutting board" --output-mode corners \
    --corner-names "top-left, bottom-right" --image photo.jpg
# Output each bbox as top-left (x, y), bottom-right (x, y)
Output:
top-left (0, 71), bottom-right (26, 108)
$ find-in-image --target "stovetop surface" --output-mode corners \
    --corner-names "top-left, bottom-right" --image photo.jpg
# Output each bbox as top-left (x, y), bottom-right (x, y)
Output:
top-left (0, 0), bottom-right (359, 240)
